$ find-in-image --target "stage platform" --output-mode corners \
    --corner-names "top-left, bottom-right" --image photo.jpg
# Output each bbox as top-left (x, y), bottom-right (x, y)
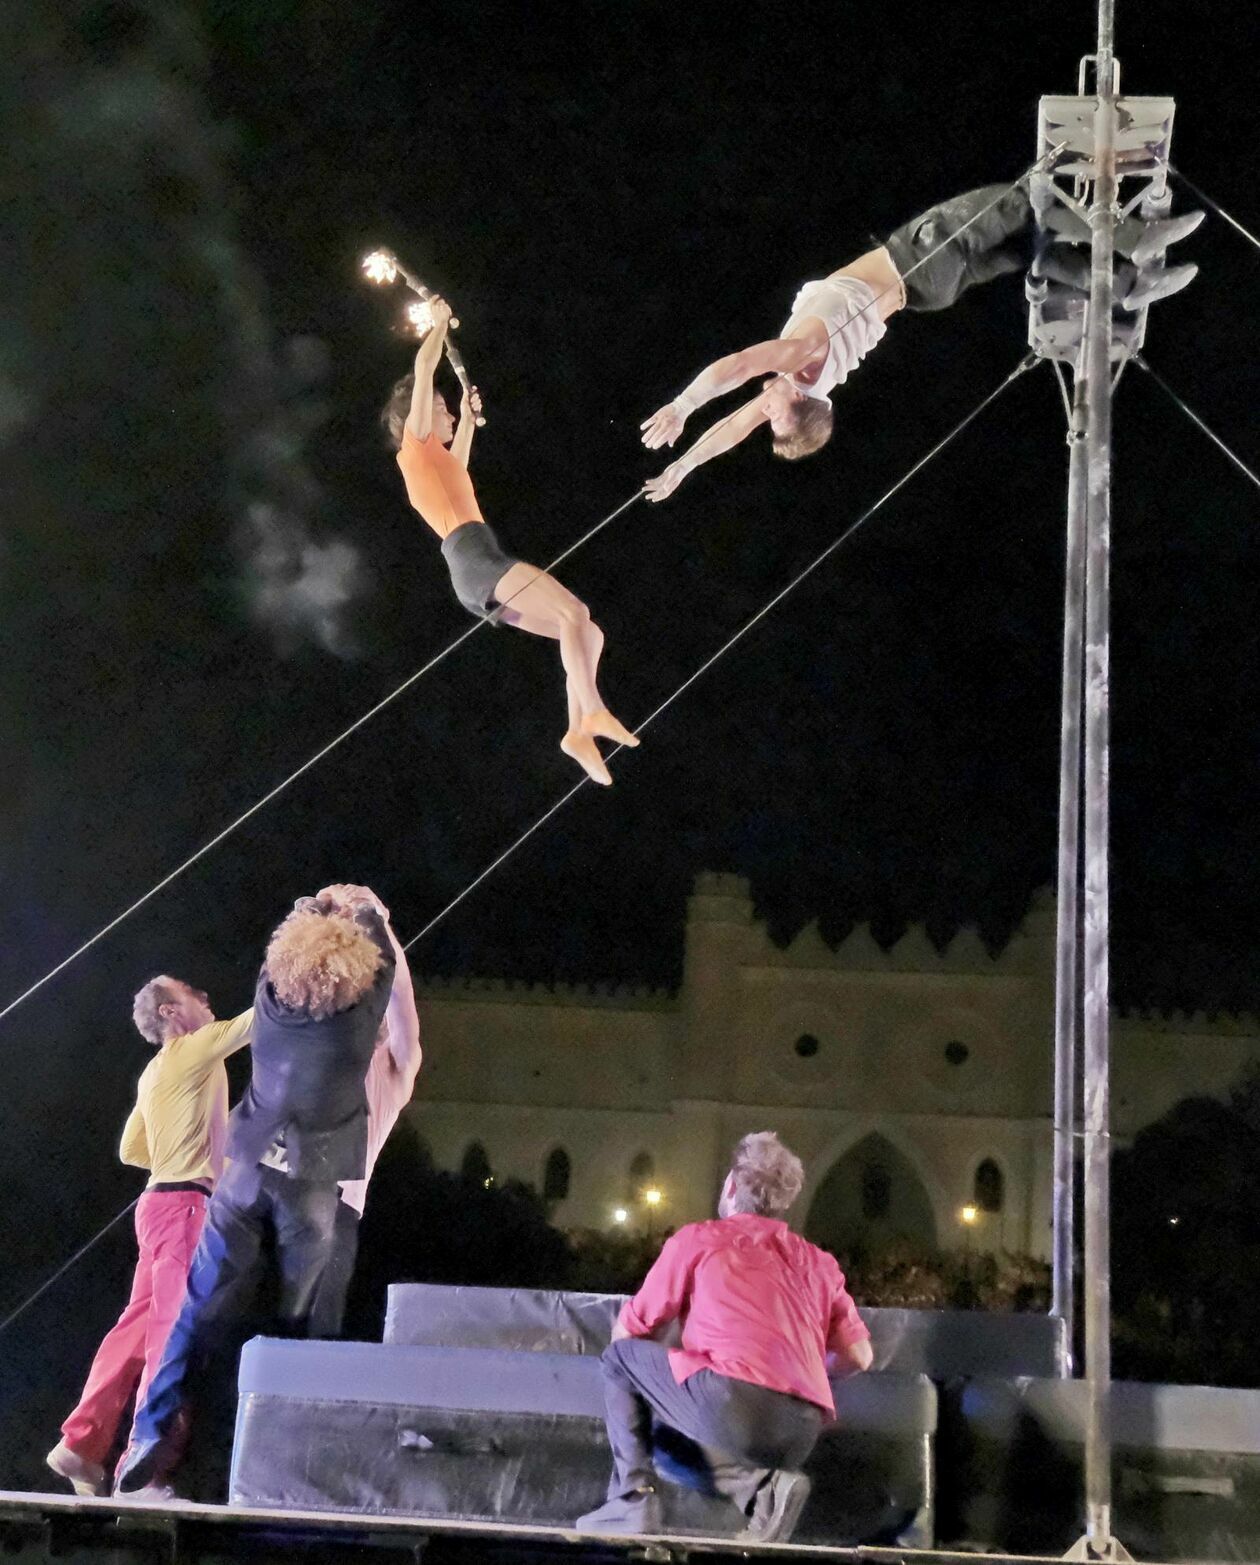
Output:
top-left (0, 1490), bottom-right (1099, 1565)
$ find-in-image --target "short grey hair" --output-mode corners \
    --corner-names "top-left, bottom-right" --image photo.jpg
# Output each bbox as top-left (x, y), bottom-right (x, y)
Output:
top-left (133, 975), bottom-right (181, 1045)
top-left (727, 1131), bottom-right (805, 1217)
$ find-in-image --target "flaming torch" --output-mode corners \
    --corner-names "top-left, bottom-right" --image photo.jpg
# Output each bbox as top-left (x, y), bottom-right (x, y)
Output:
top-left (361, 248), bottom-right (485, 426)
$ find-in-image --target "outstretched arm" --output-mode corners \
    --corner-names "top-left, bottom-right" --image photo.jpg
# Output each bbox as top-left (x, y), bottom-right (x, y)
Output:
top-left (405, 297), bottom-right (452, 441)
top-left (382, 919), bottom-right (421, 1076)
top-left (448, 384), bottom-right (483, 470)
top-left (641, 337), bottom-right (816, 451)
top-left (644, 394), bottom-right (768, 503)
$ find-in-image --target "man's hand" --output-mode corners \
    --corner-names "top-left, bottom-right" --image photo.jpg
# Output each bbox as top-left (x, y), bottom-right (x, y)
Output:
top-left (643, 459), bottom-right (690, 503)
top-left (427, 296), bottom-right (452, 335)
top-left (460, 383), bottom-right (483, 420)
top-left (316, 883), bottom-right (388, 920)
top-left (641, 400), bottom-right (688, 451)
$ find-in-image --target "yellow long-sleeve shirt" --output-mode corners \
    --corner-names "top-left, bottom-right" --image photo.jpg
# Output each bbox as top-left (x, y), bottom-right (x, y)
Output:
top-left (120, 1010), bottom-right (253, 1188)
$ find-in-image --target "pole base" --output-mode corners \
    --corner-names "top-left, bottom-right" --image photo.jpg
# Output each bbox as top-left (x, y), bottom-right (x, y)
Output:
top-left (1063, 1534), bottom-right (1134, 1561)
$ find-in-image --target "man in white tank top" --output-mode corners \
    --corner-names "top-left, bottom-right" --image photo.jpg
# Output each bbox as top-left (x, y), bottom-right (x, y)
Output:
top-left (641, 182), bottom-right (1199, 501)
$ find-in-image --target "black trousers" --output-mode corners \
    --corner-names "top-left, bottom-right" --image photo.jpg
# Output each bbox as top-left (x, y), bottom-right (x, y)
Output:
top-left (600, 1338), bottom-right (824, 1509)
top-left (130, 1161), bottom-right (342, 1455)
top-left (885, 183), bottom-right (1033, 312)
top-left (309, 1200), bottom-right (361, 1338)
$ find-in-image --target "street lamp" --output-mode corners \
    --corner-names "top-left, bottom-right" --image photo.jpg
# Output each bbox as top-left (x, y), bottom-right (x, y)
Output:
top-left (643, 1188), bottom-right (662, 1208)
top-left (960, 1204), bottom-right (979, 1226)
top-left (612, 1207), bottom-right (629, 1226)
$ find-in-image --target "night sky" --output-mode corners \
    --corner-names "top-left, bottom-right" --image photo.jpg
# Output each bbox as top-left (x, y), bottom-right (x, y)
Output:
top-left (1, 0), bottom-right (1257, 1356)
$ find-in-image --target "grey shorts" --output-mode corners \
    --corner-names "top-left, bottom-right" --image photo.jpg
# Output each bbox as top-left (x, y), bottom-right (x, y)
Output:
top-left (441, 521), bottom-right (520, 622)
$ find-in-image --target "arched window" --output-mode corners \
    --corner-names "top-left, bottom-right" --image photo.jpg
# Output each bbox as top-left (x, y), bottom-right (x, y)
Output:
top-left (861, 1159), bottom-right (892, 1220)
top-left (461, 1141), bottom-right (493, 1187)
top-left (974, 1158), bottom-right (1004, 1214)
top-left (543, 1146), bottom-right (571, 1203)
top-left (629, 1151), bottom-right (655, 1189)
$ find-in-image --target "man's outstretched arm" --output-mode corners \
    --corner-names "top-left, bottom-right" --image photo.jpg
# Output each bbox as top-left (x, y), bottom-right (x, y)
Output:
top-left (644, 395), bottom-right (768, 503)
top-left (405, 297), bottom-right (452, 441)
top-left (642, 337), bottom-right (815, 451)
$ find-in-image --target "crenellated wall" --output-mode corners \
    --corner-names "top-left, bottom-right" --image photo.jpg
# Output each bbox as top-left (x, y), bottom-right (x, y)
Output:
top-left (403, 874), bottom-right (1259, 1259)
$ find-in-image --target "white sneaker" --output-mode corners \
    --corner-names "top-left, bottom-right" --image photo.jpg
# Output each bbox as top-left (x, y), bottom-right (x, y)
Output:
top-left (741, 1470), bottom-right (812, 1544)
top-left (45, 1440), bottom-right (107, 1498)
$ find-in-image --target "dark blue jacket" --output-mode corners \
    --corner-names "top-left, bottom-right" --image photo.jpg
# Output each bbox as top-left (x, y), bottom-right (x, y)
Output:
top-left (226, 907), bottom-right (395, 1186)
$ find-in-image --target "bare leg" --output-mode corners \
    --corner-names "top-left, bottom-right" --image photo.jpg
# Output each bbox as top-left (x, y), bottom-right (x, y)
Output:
top-left (493, 602), bottom-right (582, 732)
top-left (493, 563), bottom-right (638, 782)
top-left (493, 562), bottom-right (605, 715)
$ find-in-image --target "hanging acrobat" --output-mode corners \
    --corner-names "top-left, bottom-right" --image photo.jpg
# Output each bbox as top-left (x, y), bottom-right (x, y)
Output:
top-left (640, 182), bottom-right (1200, 499)
top-left (365, 252), bottom-right (636, 787)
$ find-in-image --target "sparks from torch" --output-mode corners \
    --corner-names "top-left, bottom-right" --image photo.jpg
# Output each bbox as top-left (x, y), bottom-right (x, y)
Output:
top-left (362, 249), bottom-right (486, 427)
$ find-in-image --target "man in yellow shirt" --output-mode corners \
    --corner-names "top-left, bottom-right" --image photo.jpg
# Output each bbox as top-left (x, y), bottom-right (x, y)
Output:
top-left (45, 979), bottom-right (251, 1497)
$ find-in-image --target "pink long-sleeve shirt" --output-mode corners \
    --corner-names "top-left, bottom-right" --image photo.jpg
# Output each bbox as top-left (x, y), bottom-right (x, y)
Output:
top-left (618, 1214), bottom-right (870, 1416)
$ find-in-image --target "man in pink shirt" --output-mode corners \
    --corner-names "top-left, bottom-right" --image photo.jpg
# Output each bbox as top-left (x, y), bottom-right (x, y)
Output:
top-left (576, 1132), bottom-right (872, 1541)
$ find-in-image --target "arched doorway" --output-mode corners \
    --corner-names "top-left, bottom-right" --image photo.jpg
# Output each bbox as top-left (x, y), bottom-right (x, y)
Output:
top-left (804, 1133), bottom-right (937, 1256)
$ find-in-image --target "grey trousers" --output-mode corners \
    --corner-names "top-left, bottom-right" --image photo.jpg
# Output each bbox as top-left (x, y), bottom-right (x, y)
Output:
top-left (600, 1338), bottom-right (824, 1505)
top-left (885, 184), bottom-right (1033, 312)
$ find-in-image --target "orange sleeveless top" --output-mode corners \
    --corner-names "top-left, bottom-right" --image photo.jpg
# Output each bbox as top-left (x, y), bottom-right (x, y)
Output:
top-left (396, 428), bottom-right (485, 539)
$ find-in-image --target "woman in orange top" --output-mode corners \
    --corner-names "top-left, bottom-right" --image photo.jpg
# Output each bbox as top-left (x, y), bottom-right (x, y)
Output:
top-left (382, 297), bottom-right (635, 787)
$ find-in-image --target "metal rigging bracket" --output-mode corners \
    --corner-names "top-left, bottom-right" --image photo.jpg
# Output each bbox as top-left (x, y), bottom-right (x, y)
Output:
top-left (1027, 58), bottom-right (1196, 374)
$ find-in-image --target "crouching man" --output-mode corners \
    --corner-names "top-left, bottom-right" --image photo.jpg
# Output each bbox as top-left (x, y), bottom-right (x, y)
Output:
top-left (577, 1132), bottom-right (872, 1542)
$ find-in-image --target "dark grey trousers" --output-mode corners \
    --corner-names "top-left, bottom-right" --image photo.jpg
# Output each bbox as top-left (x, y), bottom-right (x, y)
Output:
top-left (885, 183), bottom-right (1033, 312)
top-left (600, 1338), bottom-right (824, 1505)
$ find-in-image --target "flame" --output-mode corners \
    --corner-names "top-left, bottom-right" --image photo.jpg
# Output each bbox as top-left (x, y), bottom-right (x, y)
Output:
top-left (405, 299), bottom-right (434, 336)
top-left (361, 249), bottom-right (398, 285)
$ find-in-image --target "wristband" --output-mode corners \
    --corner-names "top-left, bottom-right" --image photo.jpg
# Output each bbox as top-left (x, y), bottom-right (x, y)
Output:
top-left (673, 391), bottom-right (698, 418)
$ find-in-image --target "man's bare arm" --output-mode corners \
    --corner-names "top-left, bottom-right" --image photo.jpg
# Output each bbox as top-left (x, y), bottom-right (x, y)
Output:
top-left (642, 337), bottom-right (817, 451)
top-left (405, 298), bottom-right (452, 441)
top-left (644, 395), bottom-right (768, 503)
top-left (448, 384), bottom-right (482, 470)
top-left (382, 920), bottom-right (421, 1075)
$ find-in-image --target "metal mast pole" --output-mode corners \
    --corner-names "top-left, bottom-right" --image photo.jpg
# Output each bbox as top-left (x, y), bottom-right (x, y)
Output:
top-left (1081, 0), bottom-right (1118, 1550)
top-left (1051, 376), bottom-right (1087, 1364)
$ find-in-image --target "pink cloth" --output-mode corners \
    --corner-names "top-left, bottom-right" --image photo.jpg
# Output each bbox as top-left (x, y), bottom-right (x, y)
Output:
top-left (618, 1214), bottom-right (869, 1416)
top-left (60, 1189), bottom-right (207, 1465)
top-left (337, 1039), bottom-right (423, 1216)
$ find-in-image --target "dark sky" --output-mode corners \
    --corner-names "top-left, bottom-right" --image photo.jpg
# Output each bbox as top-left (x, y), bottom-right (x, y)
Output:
top-left (1, 0), bottom-right (1257, 1304)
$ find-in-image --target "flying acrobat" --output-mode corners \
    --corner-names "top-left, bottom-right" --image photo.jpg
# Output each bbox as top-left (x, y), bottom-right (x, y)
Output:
top-left (383, 297), bottom-right (636, 786)
top-left (641, 182), bottom-right (1200, 499)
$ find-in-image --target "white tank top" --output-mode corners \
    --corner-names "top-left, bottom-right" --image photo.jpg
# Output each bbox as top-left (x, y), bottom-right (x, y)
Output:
top-left (780, 276), bottom-right (886, 401)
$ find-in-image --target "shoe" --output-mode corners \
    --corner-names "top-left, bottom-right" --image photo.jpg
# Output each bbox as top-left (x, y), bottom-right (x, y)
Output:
top-left (112, 1437), bottom-right (164, 1495)
top-left (1130, 210), bottom-right (1204, 267)
top-left (560, 732), bottom-right (613, 786)
top-left (116, 1483), bottom-right (176, 1504)
top-left (574, 1486), bottom-right (662, 1536)
top-left (45, 1440), bottom-right (107, 1498)
top-left (740, 1470), bottom-right (812, 1544)
top-left (1121, 261), bottom-right (1198, 311)
top-left (580, 708), bottom-right (640, 748)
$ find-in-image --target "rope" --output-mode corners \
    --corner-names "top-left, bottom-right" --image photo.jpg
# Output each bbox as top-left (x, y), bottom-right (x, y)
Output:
top-left (0, 1198), bottom-right (138, 1339)
top-left (0, 158), bottom-right (1056, 1031)
top-left (0, 354), bottom-right (1033, 1340)
top-left (1134, 356), bottom-right (1260, 494)
top-left (1170, 168), bottom-right (1260, 258)
top-left (0, 493), bottom-right (639, 1030)
top-left (406, 352), bottom-right (1036, 949)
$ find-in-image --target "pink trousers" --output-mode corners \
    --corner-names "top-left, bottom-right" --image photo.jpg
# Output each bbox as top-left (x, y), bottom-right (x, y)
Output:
top-left (60, 1187), bottom-right (207, 1466)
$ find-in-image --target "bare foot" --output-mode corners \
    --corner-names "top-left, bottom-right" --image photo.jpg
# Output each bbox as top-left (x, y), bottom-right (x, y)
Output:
top-left (561, 732), bottom-right (613, 786)
top-left (581, 708), bottom-right (640, 748)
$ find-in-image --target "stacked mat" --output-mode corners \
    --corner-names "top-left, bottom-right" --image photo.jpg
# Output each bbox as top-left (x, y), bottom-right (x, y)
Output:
top-left (232, 1283), bottom-right (960, 1544)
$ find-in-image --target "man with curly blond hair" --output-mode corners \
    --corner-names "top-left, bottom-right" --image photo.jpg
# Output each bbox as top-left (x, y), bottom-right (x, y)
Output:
top-left (116, 885), bottom-right (402, 1497)
top-left (577, 1132), bottom-right (872, 1543)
